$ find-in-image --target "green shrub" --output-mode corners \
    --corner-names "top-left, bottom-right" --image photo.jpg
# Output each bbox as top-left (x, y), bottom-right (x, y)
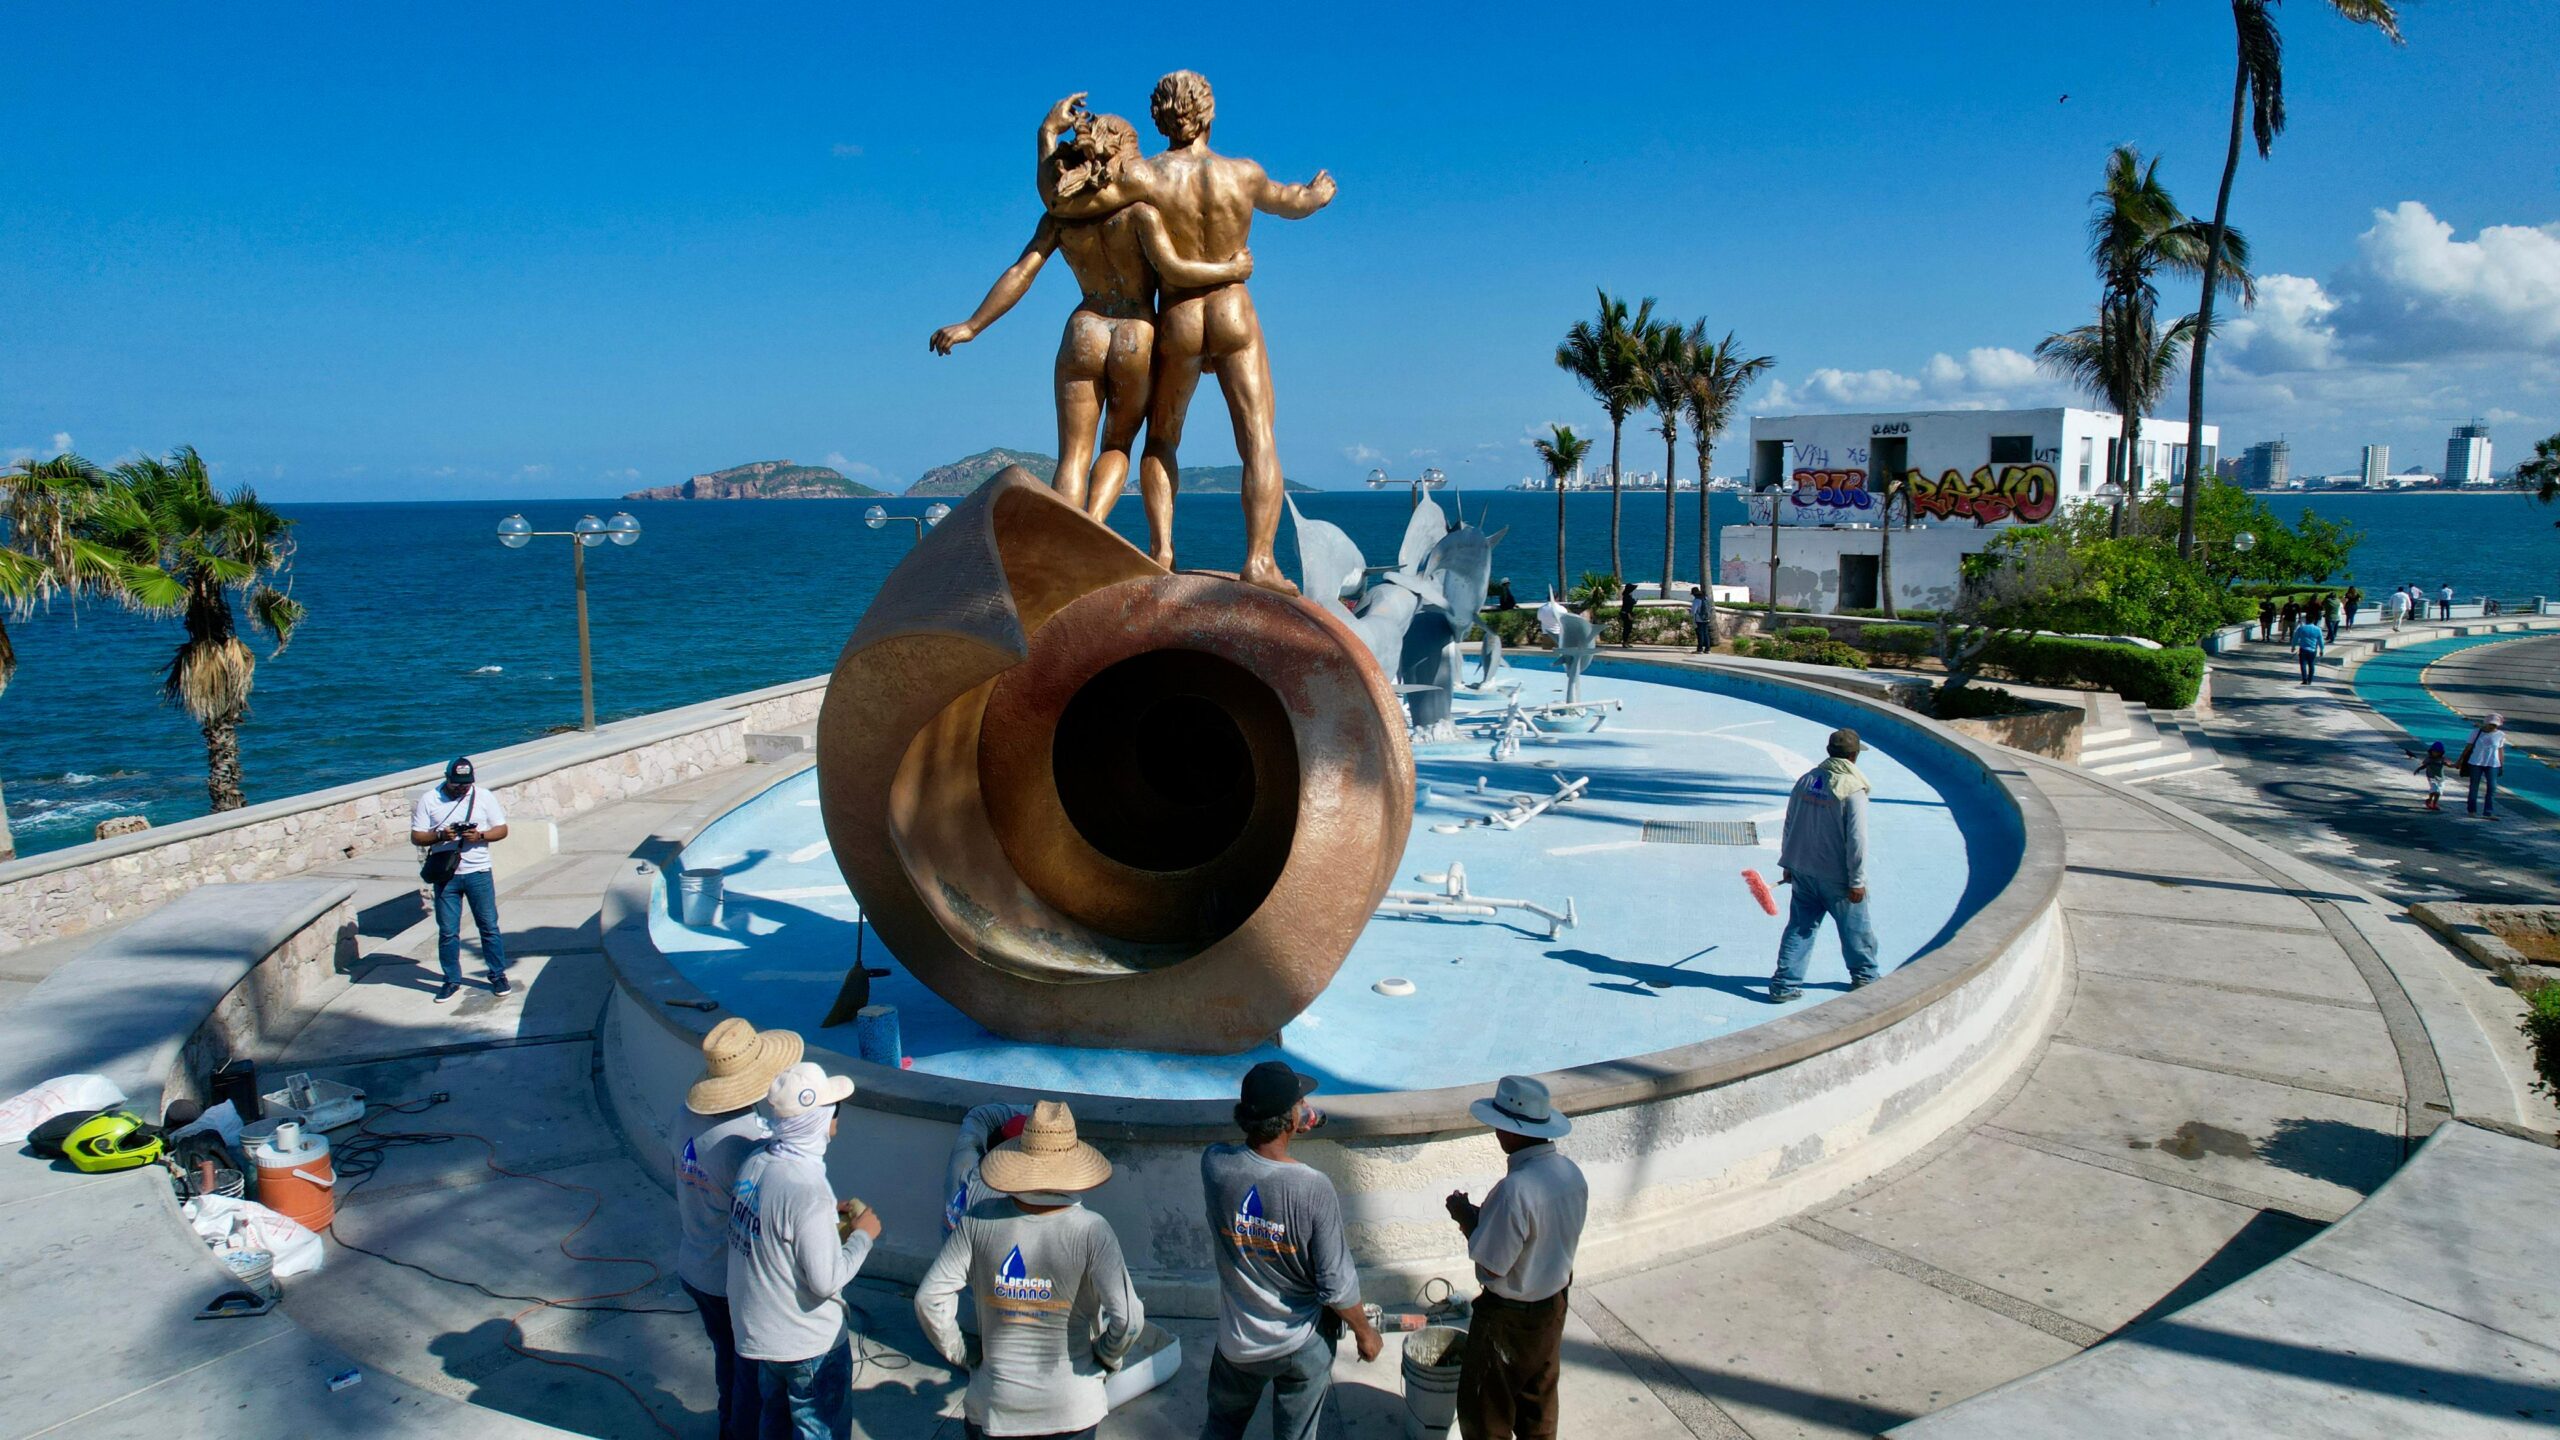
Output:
top-left (1974, 635), bottom-right (2207, 708)
top-left (1738, 636), bottom-right (1868, 670)
top-left (2524, 984), bottom-right (2560, 1103)
top-left (1859, 624), bottom-right (1933, 660)
top-left (1931, 683), bottom-right (2029, 720)
top-left (1783, 625), bottom-right (1832, 644)
top-left (1835, 606), bottom-right (1943, 621)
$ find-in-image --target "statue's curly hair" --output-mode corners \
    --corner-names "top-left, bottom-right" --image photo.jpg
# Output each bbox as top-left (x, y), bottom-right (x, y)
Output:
top-left (1150, 69), bottom-right (1214, 142)
top-left (1052, 111), bottom-right (1139, 200)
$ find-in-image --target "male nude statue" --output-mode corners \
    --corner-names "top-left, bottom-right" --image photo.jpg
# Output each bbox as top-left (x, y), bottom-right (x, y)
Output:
top-left (1040, 70), bottom-right (1336, 593)
top-left (928, 109), bottom-right (1253, 512)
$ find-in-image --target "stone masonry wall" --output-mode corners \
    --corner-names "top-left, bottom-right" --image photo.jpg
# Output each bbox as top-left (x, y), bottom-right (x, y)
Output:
top-left (0, 679), bottom-right (825, 954)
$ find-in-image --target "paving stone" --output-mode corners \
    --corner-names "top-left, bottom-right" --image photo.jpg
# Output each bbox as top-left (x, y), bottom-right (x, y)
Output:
top-left (44, 1323), bottom-right (568, 1438)
top-left (281, 949), bottom-right (606, 1064)
top-left (1993, 1041), bottom-right (2403, 1218)
top-left (300, 1041), bottom-right (617, 1198)
top-left (2064, 909), bottom-right (2372, 1003)
top-left (1823, 1132), bottom-right (2313, 1333)
top-left (1589, 1227), bottom-right (2080, 1440)
top-left (2059, 859), bottom-right (2326, 929)
top-left (2058, 971), bottom-right (2403, 1099)
top-left (2039, 795), bottom-right (2179, 832)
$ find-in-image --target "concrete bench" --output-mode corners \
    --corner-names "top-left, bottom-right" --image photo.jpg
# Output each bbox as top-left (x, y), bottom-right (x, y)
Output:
top-left (1889, 1121), bottom-right (2560, 1437)
top-left (0, 881), bottom-right (571, 1436)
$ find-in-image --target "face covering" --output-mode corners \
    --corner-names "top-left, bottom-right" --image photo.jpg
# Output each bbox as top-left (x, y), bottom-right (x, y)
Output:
top-left (768, 1106), bottom-right (832, 1161)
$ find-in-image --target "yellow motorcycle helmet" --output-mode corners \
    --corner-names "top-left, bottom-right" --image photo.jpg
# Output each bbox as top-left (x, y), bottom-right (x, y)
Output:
top-left (63, 1110), bottom-right (166, 1174)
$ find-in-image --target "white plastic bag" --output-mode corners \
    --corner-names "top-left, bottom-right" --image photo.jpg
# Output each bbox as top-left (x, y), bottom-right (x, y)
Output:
top-left (184, 1193), bottom-right (326, 1278)
top-left (0, 1074), bottom-right (127, 1144)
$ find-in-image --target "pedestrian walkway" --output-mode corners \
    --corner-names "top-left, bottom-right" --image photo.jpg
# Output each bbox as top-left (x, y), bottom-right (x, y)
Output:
top-left (163, 699), bottom-right (2537, 1438)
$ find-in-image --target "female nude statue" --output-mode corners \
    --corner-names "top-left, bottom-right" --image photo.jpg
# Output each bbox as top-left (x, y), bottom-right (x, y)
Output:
top-left (928, 104), bottom-right (1252, 517)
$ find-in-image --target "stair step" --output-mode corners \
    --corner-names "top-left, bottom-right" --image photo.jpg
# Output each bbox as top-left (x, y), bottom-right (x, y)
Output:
top-left (2092, 746), bottom-right (2201, 777)
top-left (2081, 737), bottom-right (2164, 763)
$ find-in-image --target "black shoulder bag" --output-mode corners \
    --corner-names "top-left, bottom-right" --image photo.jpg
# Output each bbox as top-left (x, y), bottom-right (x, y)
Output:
top-left (420, 789), bottom-right (476, 885)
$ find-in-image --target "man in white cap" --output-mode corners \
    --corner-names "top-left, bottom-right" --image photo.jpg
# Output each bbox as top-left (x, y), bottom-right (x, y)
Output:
top-left (675, 1019), bottom-right (801, 1440)
top-left (917, 1098), bottom-right (1143, 1440)
top-left (728, 1061), bottom-right (882, 1440)
top-left (1200, 1061), bottom-right (1382, 1440)
top-left (1445, 1074), bottom-right (1586, 1440)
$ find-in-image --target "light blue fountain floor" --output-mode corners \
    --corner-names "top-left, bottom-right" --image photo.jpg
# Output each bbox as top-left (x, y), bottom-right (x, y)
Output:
top-left (653, 661), bottom-right (2021, 1099)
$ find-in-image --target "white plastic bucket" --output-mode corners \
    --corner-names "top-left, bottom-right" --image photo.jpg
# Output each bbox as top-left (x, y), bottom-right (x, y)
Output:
top-left (676, 869), bottom-right (723, 927)
top-left (1401, 1324), bottom-right (1467, 1437)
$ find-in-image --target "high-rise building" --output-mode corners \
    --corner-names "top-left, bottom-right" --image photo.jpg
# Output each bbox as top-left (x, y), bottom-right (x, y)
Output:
top-left (2360, 444), bottom-right (2389, 488)
top-left (2238, 439), bottom-right (2290, 491)
top-left (2446, 421), bottom-right (2494, 487)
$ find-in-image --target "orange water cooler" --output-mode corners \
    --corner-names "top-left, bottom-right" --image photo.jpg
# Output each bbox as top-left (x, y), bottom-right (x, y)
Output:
top-left (249, 1120), bottom-right (337, 1231)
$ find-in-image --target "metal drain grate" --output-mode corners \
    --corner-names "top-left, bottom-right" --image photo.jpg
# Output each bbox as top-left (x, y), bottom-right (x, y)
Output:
top-left (1641, 819), bottom-right (1759, 846)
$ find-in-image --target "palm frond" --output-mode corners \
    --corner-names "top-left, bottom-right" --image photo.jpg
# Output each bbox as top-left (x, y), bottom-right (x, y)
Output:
top-left (248, 584), bottom-right (304, 653)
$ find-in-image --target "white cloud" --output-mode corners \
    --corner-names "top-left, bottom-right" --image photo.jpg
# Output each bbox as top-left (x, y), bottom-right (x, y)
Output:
top-left (518, 462), bottom-right (552, 478)
top-left (823, 452), bottom-right (884, 478)
top-left (604, 466), bottom-right (641, 482)
top-left (1341, 443), bottom-right (1383, 464)
top-left (2216, 272), bottom-right (2341, 373)
top-left (2331, 202), bottom-right (2560, 358)
top-left (1760, 346), bottom-right (2063, 414)
top-left (50, 432), bottom-right (71, 454)
top-left (832, 143), bottom-right (864, 158)
top-left (4, 447), bottom-right (30, 465)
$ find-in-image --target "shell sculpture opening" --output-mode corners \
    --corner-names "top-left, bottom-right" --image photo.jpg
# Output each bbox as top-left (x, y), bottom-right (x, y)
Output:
top-left (814, 469), bottom-right (1415, 1053)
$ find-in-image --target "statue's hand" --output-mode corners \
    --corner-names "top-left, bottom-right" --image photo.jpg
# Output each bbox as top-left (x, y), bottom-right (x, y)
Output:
top-left (1043, 92), bottom-right (1087, 131)
top-left (1308, 170), bottom-right (1338, 208)
top-left (929, 324), bottom-right (975, 355)
top-left (1233, 248), bottom-right (1254, 280)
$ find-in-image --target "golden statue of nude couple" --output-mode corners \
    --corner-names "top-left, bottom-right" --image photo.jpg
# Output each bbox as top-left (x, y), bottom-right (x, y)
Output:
top-left (928, 70), bottom-right (1335, 595)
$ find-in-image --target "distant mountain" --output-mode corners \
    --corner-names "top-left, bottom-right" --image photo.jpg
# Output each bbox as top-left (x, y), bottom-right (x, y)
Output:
top-left (624, 460), bottom-right (886, 501)
top-left (904, 447), bottom-right (1313, 498)
top-left (904, 447), bottom-right (1058, 497)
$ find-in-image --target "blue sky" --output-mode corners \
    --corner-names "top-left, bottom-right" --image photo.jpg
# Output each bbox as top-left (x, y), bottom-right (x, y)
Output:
top-left (4, 1), bottom-right (2554, 498)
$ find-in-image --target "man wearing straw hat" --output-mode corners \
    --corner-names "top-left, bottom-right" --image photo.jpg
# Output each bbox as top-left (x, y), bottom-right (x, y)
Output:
top-left (729, 1061), bottom-right (883, 1440)
top-left (1445, 1074), bottom-right (1587, 1440)
top-left (674, 1019), bottom-right (801, 1440)
top-left (917, 1099), bottom-right (1144, 1439)
top-left (1200, 1061), bottom-right (1382, 1440)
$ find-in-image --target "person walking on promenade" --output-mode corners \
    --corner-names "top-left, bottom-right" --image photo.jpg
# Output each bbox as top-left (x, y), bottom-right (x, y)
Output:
top-left (2258, 597), bottom-right (2277, 640)
top-left (2290, 611), bottom-right (2327, 684)
top-left (1768, 727), bottom-right (1880, 1003)
top-left (1688, 586), bottom-right (1712, 654)
top-left (2412, 741), bottom-right (2449, 812)
top-left (1200, 1062), bottom-right (1383, 1440)
top-left (408, 757), bottom-right (512, 1004)
top-left (2279, 597), bottom-right (2300, 635)
top-left (2322, 594), bottom-right (2340, 645)
top-left (2439, 582), bottom-right (2455, 621)
top-left (2461, 714), bottom-right (2508, 819)
top-left (676, 1021), bottom-right (801, 1440)
top-left (1617, 582), bottom-right (1639, 650)
top-left (2344, 585), bottom-right (2363, 629)
top-left (2384, 586), bottom-right (2406, 631)
top-left (919, 1099), bottom-right (1143, 1440)
top-left (729, 1062), bottom-right (882, 1440)
top-left (1444, 1075), bottom-right (1587, 1440)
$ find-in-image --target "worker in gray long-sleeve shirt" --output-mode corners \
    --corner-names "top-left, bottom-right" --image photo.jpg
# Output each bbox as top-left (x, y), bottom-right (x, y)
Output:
top-left (918, 1100), bottom-right (1142, 1440)
top-left (1768, 727), bottom-right (1882, 1003)
top-left (729, 1062), bottom-right (883, 1440)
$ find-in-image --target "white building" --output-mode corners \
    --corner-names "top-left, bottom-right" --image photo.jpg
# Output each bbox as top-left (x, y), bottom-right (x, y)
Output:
top-left (2447, 421), bottom-right (2495, 487)
top-left (2361, 444), bottom-right (2390, 488)
top-left (1727, 408), bottom-right (2217, 612)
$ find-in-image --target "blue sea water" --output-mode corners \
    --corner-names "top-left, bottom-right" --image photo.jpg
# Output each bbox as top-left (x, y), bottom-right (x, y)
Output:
top-left (2, 487), bottom-right (2550, 857)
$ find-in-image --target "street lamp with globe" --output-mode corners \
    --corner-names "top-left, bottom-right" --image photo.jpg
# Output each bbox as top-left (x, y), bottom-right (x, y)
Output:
top-left (494, 510), bottom-right (643, 733)
top-left (863, 502), bottom-right (951, 544)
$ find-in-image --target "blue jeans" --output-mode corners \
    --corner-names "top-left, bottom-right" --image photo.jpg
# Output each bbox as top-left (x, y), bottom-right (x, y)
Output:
top-left (1772, 872), bottom-right (1881, 990)
top-left (1202, 1329), bottom-right (1335, 1440)
top-left (684, 1282), bottom-right (763, 1440)
top-left (756, 1338), bottom-right (851, 1440)
top-left (432, 869), bottom-right (508, 985)
top-left (2469, 765), bottom-right (2501, 816)
top-left (2296, 648), bottom-right (2318, 682)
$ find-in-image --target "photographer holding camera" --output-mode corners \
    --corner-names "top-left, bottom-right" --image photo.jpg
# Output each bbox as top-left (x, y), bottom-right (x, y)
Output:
top-left (409, 757), bottom-right (513, 1003)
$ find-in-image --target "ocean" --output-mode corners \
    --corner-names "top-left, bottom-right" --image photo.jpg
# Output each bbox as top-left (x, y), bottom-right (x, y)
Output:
top-left (2, 488), bottom-right (2550, 858)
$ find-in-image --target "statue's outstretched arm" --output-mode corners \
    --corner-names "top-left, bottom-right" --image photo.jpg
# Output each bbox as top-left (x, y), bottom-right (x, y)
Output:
top-left (1130, 204), bottom-right (1251, 289)
top-left (929, 216), bottom-right (1059, 354)
top-left (1254, 163), bottom-right (1337, 220)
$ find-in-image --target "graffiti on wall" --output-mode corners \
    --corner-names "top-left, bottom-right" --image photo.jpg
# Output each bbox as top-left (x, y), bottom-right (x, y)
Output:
top-left (1903, 464), bottom-right (2058, 526)
top-left (1788, 467), bottom-right (1874, 512)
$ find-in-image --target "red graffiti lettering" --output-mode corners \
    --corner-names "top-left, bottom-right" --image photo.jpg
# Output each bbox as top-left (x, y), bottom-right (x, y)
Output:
top-left (1902, 464), bottom-right (2057, 526)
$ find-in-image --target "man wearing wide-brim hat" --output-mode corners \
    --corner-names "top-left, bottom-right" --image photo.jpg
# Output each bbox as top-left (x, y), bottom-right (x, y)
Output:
top-left (673, 1019), bottom-right (800, 1440)
top-left (917, 1099), bottom-right (1144, 1439)
top-left (1445, 1074), bottom-right (1588, 1440)
top-left (729, 1061), bottom-right (882, 1440)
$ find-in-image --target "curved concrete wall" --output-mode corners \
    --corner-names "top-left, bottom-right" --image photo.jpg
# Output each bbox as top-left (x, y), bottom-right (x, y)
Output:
top-left (599, 659), bottom-right (2067, 1315)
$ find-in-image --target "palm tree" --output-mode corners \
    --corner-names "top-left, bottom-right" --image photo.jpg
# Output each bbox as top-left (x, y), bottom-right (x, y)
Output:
top-left (1678, 326), bottom-right (1775, 641)
top-left (2179, 0), bottom-right (2401, 559)
top-left (1554, 289), bottom-right (1655, 580)
top-left (1, 453), bottom-right (124, 858)
top-left (1533, 425), bottom-right (1593, 597)
top-left (2048, 147), bottom-right (2251, 520)
top-left (1630, 320), bottom-right (1694, 599)
top-left (2037, 305), bottom-right (2206, 537)
top-left (88, 447), bottom-right (305, 813)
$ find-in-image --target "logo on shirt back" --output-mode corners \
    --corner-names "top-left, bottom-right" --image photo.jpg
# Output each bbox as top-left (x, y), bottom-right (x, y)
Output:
top-left (1227, 1184), bottom-right (1297, 1257)
top-left (993, 1244), bottom-right (1055, 1302)
top-left (727, 1174), bottom-right (763, 1255)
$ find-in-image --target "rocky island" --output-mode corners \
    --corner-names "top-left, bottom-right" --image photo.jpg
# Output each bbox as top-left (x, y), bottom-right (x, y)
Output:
top-left (623, 459), bottom-right (886, 501)
top-left (903, 446), bottom-right (1316, 498)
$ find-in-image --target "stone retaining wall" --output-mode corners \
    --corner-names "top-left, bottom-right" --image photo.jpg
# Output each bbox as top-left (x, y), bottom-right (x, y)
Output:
top-left (0, 676), bottom-right (826, 954)
top-left (1945, 699), bottom-right (2086, 763)
top-left (175, 894), bottom-right (360, 1107)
